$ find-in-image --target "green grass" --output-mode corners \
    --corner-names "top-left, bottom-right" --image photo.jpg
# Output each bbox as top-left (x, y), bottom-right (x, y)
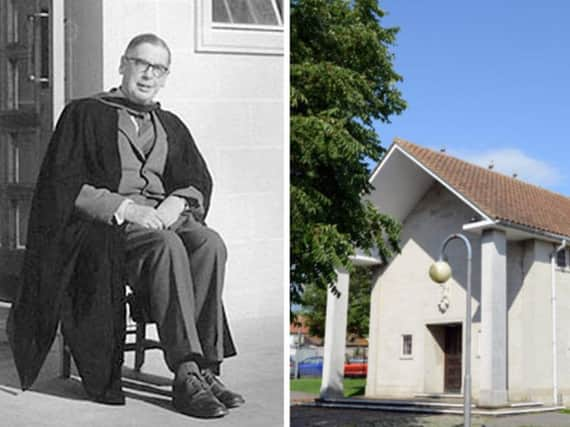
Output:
top-left (560, 408), bottom-right (570, 414)
top-left (290, 377), bottom-right (366, 397)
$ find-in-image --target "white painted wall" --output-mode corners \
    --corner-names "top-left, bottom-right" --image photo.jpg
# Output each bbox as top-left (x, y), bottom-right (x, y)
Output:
top-left (64, 0), bottom-right (284, 321)
top-left (514, 240), bottom-right (554, 402)
top-left (555, 263), bottom-right (570, 402)
top-left (368, 178), bottom-right (570, 404)
top-left (366, 182), bottom-right (482, 398)
top-left (509, 239), bottom-right (570, 404)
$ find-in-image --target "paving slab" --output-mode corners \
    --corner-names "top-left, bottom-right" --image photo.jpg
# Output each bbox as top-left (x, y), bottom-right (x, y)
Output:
top-left (0, 315), bottom-right (284, 427)
top-left (291, 404), bottom-right (570, 427)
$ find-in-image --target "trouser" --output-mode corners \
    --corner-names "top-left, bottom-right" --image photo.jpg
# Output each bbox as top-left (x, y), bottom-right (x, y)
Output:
top-left (124, 213), bottom-right (236, 373)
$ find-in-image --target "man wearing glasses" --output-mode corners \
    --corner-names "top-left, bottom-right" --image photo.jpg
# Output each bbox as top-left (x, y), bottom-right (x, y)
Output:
top-left (8, 34), bottom-right (243, 419)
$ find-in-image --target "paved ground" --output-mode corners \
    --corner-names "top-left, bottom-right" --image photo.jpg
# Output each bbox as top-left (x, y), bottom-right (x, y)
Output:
top-left (291, 393), bottom-right (570, 427)
top-left (291, 405), bottom-right (570, 427)
top-left (0, 315), bottom-right (284, 427)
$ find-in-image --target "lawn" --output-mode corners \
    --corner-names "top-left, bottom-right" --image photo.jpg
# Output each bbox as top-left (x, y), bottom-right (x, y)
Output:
top-left (290, 377), bottom-right (366, 397)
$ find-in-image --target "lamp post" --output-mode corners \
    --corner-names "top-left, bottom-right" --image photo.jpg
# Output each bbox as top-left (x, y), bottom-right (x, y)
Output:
top-left (429, 233), bottom-right (472, 427)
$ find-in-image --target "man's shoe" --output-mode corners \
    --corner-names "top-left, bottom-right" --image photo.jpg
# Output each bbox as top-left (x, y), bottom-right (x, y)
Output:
top-left (88, 383), bottom-right (125, 406)
top-left (201, 368), bottom-right (245, 409)
top-left (173, 363), bottom-right (228, 418)
top-left (93, 389), bottom-right (126, 405)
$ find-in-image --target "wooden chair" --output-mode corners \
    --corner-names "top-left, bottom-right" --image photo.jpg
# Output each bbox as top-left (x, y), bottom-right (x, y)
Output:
top-left (124, 292), bottom-right (162, 371)
top-left (60, 292), bottom-right (161, 378)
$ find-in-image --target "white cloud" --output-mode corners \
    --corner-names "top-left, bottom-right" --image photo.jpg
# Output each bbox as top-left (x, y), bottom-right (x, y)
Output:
top-left (453, 148), bottom-right (563, 188)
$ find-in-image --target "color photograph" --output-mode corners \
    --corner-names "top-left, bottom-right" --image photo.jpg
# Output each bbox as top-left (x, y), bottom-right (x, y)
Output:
top-left (290, 1), bottom-right (570, 426)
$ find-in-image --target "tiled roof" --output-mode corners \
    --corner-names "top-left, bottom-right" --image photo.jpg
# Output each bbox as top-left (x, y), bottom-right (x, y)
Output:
top-left (394, 138), bottom-right (570, 239)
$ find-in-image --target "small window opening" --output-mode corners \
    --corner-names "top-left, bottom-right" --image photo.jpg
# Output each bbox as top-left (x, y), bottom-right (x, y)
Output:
top-left (402, 334), bottom-right (413, 356)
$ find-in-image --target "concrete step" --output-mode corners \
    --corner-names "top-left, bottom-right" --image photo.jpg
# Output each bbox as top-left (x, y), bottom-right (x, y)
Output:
top-left (311, 397), bottom-right (563, 416)
top-left (322, 397), bottom-right (474, 408)
top-left (415, 392), bottom-right (464, 400)
top-left (414, 394), bottom-right (545, 409)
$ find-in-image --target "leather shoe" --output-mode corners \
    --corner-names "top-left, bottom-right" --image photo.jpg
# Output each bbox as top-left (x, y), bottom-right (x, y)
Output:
top-left (173, 363), bottom-right (228, 418)
top-left (201, 368), bottom-right (245, 409)
top-left (89, 381), bottom-right (125, 406)
top-left (93, 389), bottom-right (126, 405)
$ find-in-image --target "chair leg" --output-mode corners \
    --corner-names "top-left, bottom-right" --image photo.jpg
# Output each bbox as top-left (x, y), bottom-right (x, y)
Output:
top-left (134, 322), bottom-right (146, 372)
top-left (60, 334), bottom-right (71, 379)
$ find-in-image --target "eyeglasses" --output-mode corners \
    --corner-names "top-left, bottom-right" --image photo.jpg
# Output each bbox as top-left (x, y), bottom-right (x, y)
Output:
top-left (124, 56), bottom-right (169, 78)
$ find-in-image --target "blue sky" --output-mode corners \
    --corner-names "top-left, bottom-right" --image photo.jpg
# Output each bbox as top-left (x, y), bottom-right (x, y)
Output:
top-left (373, 1), bottom-right (570, 195)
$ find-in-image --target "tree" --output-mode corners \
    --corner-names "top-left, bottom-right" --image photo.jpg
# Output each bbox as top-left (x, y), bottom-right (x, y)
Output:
top-left (301, 266), bottom-right (374, 338)
top-left (291, 0), bottom-right (406, 303)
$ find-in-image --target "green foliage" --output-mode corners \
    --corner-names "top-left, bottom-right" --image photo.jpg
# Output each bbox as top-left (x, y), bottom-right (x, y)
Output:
top-left (301, 266), bottom-right (374, 338)
top-left (291, 0), bottom-right (406, 303)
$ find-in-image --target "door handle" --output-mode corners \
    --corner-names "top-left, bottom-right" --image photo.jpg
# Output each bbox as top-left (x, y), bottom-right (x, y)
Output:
top-left (27, 11), bottom-right (50, 85)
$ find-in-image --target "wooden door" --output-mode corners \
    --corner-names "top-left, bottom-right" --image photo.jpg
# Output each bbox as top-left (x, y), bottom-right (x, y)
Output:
top-left (0, 0), bottom-right (52, 301)
top-left (444, 324), bottom-right (462, 393)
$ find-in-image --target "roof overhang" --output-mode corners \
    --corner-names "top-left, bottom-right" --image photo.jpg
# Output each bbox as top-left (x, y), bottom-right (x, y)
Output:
top-left (367, 143), bottom-right (569, 245)
top-left (464, 218), bottom-right (570, 244)
top-left (367, 144), bottom-right (491, 225)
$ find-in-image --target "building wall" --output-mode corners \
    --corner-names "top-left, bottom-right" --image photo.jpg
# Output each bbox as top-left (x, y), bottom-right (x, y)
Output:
top-left (505, 239), bottom-right (531, 400)
top-left (507, 240), bottom-right (550, 402)
top-left (367, 179), bottom-right (570, 404)
top-left (64, 0), bottom-right (284, 321)
top-left (555, 261), bottom-right (570, 403)
top-left (508, 239), bottom-right (570, 404)
top-left (366, 182), bottom-right (482, 398)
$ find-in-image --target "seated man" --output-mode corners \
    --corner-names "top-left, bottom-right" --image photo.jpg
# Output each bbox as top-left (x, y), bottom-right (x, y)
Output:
top-left (7, 33), bottom-right (243, 419)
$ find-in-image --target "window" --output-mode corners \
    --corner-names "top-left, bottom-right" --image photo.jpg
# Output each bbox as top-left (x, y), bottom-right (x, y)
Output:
top-left (212, 0), bottom-right (283, 26)
top-left (196, 0), bottom-right (284, 55)
top-left (401, 334), bottom-right (413, 357)
top-left (556, 249), bottom-right (567, 269)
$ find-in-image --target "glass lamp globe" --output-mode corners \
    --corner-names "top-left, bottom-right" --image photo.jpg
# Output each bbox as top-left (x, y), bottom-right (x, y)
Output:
top-left (429, 260), bottom-right (452, 283)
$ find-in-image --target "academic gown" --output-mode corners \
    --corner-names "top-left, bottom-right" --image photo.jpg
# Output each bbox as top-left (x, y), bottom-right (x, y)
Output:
top-left (6, 97), bottom-right (235, 399)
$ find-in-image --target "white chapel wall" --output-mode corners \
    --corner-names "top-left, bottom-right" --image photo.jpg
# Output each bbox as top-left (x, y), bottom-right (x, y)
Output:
top-left (367, 182), bottom-right (482, 398)
top-left (509, 240), bottom-right (570, 404)
top-left (508, 240), bottom-right (556, 403)
top-left (554, 263), bottom-right (570, 402)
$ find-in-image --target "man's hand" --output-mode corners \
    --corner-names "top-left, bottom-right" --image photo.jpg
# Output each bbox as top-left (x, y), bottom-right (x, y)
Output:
top-left (156, 196), bottom-right (186, 228)
top-left (124, 204), bottom-right (164, 229)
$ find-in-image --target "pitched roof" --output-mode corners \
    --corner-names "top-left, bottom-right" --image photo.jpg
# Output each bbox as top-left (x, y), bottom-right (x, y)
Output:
top-left (394, 138), bottom-right (570, 239)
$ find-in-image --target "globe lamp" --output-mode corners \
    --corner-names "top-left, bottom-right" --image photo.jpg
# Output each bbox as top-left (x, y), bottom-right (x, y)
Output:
top-left (429, 260), bottom-right (452, 283)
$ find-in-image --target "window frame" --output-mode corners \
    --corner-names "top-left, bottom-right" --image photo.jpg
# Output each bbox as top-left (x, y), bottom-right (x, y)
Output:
top-left (400, 334), bottom-right (413, 359)
top-left (196, 0), bottom-right (284, 55)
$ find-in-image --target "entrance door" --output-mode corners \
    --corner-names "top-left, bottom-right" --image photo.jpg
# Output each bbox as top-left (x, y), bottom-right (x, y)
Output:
top-left (444, 324), bottom-right (462, 392)
top-left (0, 0), bottom-right (52, 301)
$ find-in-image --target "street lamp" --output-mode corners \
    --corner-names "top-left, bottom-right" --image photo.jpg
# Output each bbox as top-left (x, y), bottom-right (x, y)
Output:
top-left (429, 233), bottom-right (472, 427)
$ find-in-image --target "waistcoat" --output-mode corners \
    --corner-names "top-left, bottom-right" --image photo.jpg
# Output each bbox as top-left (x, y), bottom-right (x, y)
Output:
top-left (116, 109), bottom-right (168, 207)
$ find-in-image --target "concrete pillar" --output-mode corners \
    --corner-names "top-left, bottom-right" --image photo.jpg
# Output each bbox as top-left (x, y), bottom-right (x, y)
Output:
top-left (479, 229), bottom-right (508, 407)
top-left (320, 268), bottom-right (350, 399)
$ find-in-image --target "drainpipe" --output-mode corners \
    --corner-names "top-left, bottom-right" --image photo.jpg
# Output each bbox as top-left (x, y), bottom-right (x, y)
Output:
top-left (551, 240), bottom-right (566, 406)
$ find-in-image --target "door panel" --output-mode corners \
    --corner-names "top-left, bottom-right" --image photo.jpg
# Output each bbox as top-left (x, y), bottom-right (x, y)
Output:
top-left (0, 0), bottom-right (52, 301)
top-left (444, 324), bottom-right (462, 393)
